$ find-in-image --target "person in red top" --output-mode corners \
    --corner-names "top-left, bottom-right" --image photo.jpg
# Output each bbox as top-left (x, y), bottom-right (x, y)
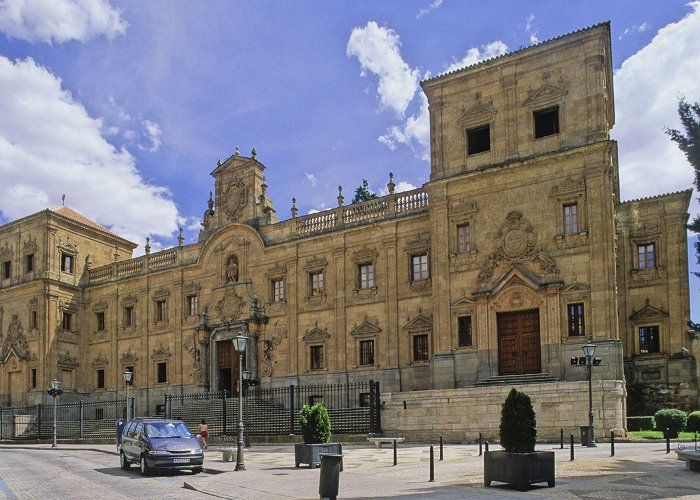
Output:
top-left (198, 419), bottom-right (208, 449)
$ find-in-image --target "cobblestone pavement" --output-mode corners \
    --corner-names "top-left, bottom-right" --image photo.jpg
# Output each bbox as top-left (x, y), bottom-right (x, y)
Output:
top-left (1, 442), bottom-right (699, 499)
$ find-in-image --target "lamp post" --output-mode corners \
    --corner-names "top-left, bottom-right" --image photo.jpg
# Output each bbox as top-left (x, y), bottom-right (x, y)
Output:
top-left (232, 335), bottom-right (249, 471)
top-left (582, 343), bottom-right (598, 448)
top-left (123, 370), bottom-right (133, 421)
top-left (243, 370), bottom-right (251, 448)
top-left (47, 380), bottom-right (63, 448)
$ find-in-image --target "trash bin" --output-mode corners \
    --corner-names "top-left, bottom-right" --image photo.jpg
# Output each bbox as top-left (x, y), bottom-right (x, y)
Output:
top-left (318, 453), bottom-right (342, 500)
top-left (580, 425), bottom-right (590, 446)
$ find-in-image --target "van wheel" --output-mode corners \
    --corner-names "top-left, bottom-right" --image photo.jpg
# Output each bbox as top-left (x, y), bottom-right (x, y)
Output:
top-left (139, 455), bottom-right (151, 476)
top-left (120, 451), bottom-right (131, 470)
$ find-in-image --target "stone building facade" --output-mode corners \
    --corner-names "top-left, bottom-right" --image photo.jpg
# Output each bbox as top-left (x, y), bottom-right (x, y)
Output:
top-left (0, 23), bottom-right (695, 434)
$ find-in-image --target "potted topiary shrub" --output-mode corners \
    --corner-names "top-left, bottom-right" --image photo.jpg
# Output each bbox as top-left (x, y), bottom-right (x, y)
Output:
top-left (294, 403), bottom-right (342, 468)
top-left (654, 408), bottom-right (688, 438)
top-left (484, 388), bottom-right (555, 491)
top-left (686, 411), bottom-right (700, 433)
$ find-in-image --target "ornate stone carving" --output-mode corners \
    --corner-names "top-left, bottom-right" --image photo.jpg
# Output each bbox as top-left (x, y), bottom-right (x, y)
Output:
top-left (215, 288), bottom-right (245, 322)
top-left (120, 349), bottom-right (139, 366)
top-left (302, 323), bottom-right (330, 342)
top-left (495, 211), bottom-right (536, 260)
top-left (151, 344), bottom-right (172, 360)
top-left (23, 237), bottom-right (37, 255)
top-left (91, 353), bottom-right (108, 368)
top-left (403, 312), bottom-right (432, 332)
top-left (223, 176), bottom-right (248, 222)
top-left (261, 319), bottom-right (287, 377)
top-left (225, 254), bottom-right (239, 283)
top-left (350, 318), bottom-right (382, 337)
top-left (629, 298), bottom-right (668, 323)
top-left (457, 96), bottom-right (496, 127)
top-left (0, 314), bottom-right (30, 364)
top-left (57, 351), bottom-right (79, 370)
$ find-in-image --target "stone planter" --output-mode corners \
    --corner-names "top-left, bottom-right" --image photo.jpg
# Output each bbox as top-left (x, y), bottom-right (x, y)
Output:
top-left (294, 443), bottom-right (342, 468)
top-left (484, 450), bottom-right (555, 491)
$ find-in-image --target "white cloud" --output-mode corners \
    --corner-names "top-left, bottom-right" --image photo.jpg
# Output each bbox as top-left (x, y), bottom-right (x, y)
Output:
top-left (444, 41), bottom-right (509, 73)
top-left (347, 21), bottom-right (420, 116)
top-left (618, 22), bottom-right (650, 40)
top-left (525, 14), bottom-right (535, 31)
top-left (417, 0), bottom-right (443, 19)
top-left (379, 180), bottom-right (418, 196)
top-left (613, 1), bottom-right (700, 215)
top-left (0, 0), bottom-right (127, 44)
top-left (304, 171), bottom-right (317, 187)
top-left (379, 92), bottom-right (430, 160)
top-left (0, 56), bottom-right (180, 247)
top-left (141, 119), bottom-right (162, 152)
top-left (530, 32), bottom-right (539, 45)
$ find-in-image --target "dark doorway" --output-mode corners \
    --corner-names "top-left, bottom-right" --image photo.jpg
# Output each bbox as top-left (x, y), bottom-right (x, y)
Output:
top-left (497, 309), bottom-right (541, 375)
top-left (217, 341), bottom-right (235, 394)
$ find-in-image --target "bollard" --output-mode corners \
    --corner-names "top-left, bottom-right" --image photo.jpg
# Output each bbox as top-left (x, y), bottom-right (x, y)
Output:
top-left (439, 435), bottom-right (443, 461)
top-left (319, 453), bottom-right (342, 500)
top-left (666, 428), bottom-right (670, 454)
top-left (485, 441), bottom-right (489, 452)
top-left (478, 432), bottom-right (483, 456)
top-left (570, 433), bottom-right (574, 461)
top-left (610, 430), bottom-right (615, 457)
top-left (393, 438), bottom-right (397, 466)
top-left (429, 446), bottom-right (435, 482)
top-left (560, 427), bottom-right (564, 449)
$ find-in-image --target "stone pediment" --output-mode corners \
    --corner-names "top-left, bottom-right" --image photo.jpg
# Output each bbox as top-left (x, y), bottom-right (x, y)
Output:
top-left (523, 84), bottom-right (568, 106)
top-left (404, 234), bottom-right (431, 252)
top-left (350, 319), bottom-right (382, 337)
top-left (403, 313), bottom-right (432, 332)
top-left (23, 238), bottom-right (37, 254)
top-left (302, 324), bottom-right (330, 342)
top-left (0, 243), bottom-right (13, 260)
top-left (91, 353), bottom-right (108, 368)
top-left (303, 256), bottom-right (327, 271)
top-left (352, 247), bottom-right (378, 263)
top-left (120, 350), bottom-right (139, 365)
top-left (265, 262), bottom-right (287, 278)
top-left (448, 200), bottom-right (478, 221)
top-left (151, 344), bottom-right (172, 360)
top-left (550, 177), bottom-right (585, 199)
top-left (562, 282), bottom-right (591, 293)
top-left (57, 240), bottom-right (78, 255)
top-left (152, 287), bottom-right (170, 300)
top-left (58, 351), bottom-right (79, 370)
top-left (451, 296), bottom-right (476, 309)
top-left (457, 101), bottom-right (496, 126)
top-left (629, 299), bottom-right (668, 323)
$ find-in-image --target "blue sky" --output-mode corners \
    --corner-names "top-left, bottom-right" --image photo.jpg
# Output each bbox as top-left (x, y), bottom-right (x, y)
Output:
top-left (0, 0), bottom-right (698, 316)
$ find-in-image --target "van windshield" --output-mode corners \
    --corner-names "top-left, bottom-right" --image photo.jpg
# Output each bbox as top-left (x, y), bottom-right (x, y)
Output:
top-left (145, 422), bottom-right (192, 438)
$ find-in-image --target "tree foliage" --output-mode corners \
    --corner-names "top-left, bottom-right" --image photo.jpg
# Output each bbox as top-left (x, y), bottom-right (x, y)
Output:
top-left (352, 179), bottom-right (378, 204)
top-left (665, 97), bottom-right (700, 276)
top-left (499, 388), bottom-right (537, 453)
top-left (299, 403), bottom-right (332, 444)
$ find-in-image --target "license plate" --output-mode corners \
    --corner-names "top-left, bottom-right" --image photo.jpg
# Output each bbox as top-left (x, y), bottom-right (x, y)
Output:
top-left (173, 458), bottom-right (190, 463)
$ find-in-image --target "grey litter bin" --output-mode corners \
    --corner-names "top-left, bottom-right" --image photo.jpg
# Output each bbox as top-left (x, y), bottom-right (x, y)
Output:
top-left (580, 426), bottom-right (590, 446)
top-left (319, 453), bottom-right (343, 500)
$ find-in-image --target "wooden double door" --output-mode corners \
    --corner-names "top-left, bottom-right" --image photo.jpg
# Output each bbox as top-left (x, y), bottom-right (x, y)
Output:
top-left (497, 309), bottom-right (541, 376)
top-left (217, 340), bottom-right (244, 394)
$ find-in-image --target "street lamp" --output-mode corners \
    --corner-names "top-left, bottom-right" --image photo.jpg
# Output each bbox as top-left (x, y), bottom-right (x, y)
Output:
top-left (582, 343), bottom-right (600, 448)
top-left (47, 380), bottom-right (63, 448)
top-left (123, 370), bottom-right (133, 421)
top-left (232, 335), bottom-right (249, 471)
top-left (243, 370), bottom-right (252, 448)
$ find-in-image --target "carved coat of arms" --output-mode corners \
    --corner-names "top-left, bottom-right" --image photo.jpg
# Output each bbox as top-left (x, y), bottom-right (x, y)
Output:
top-left (216, 289), bottom-right (246, 322)
top-left (223, 176), bottom-right (248, 222)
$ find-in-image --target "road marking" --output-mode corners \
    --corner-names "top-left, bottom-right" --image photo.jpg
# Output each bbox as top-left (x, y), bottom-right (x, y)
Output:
top-left (0, 475), bottom-right (18, 499)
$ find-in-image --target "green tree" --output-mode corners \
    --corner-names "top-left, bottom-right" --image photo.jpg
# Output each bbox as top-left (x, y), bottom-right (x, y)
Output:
top-left (665, 97), bottom-right (700, 277)
top-left (352, 179), bottom-right (378, 204)
top-left (499, 388), bottom-right (537, 453)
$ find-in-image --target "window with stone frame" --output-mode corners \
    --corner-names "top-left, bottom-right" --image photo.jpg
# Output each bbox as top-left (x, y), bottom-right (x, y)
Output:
top-left (310, 271), bottom-right (325, 296)
top-left (186, 294), bottom-right (199, 316)
top-left (62, 311), bottom-right (73, 331)
top-left (31, 368), bottom-right (37, 389)
top-left (534, 106), bottom-right (560, 138)
top-left (29, 309), bottom-right (37, 330)
top-left (96, 368), bottom-right (105, 389)
top-left (639, 325), bottom-right (660, 354)
top-left (2, 260), bottom-right (10, 280)
top-left (60, 253), bottom-right (74, 274)
top-left (95, 311), bottom-right (105, 332)
top-left (124, 306), bottom-right (135, 327)
top-left (156, 362), bottom-right (167, 383)
top-left (358, 263), bottom-right (375, 289)
top-left (457, 223), bottom-right (471, 253)
top-left (359, 339), bottom-right (375, 366)
top-left (25, 253), bottom-right (34, 273)
top-left (466, 125), bottom-right (490, 155)
top-left (310, 345), bottom-right (324, 370)
top-left (412, 334), bottom-right (429, 362)
top-left (637, 243), bottom-right (655, 269)
top-left (411, 253), bottom-right (429, 281)
top-left (457, 316), bottom-right (473, 347)
top-left (155, 300), bottom-right (167, 322)
top-left (563, 203), bottom-right (578, 235)
top-left (567, 303), bottom-right (585, 336)
top-left (272, 278), bottom-right (285, 302)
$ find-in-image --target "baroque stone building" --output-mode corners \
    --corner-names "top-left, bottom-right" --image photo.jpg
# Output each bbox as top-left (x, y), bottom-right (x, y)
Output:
top-left (0, 23), bottom-right (694, 437)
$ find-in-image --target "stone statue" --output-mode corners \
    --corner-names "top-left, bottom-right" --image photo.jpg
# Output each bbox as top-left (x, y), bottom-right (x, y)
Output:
top-left (226, 255), bottom-right (239, 283)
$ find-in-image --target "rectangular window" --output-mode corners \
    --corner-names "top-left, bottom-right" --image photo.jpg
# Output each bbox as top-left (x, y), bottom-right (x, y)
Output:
top-left (62, 311), bottom-right (72, 331)
top-left (563, 203), bottom-right (578, 235)
top-left (457, 224), bottom-right (470, 253)
top-left (411, 253), bottom-right (429, 281)
top-left (567, 303), bottom-right (585, 336)
top-left (157, 362), bottom-right (167, 383)
top-left (458, 316), bottom-right (473, 347)
top-left (25, 254), bottom-right (34, 273)
top-left (60, 253), bottom-right (74, 274)
top-left (29, 310), bottom-right (37, 330)
top-left (534, 106), bottom-right (560, 138)
top-left (638, 243), bottom-right (655, 269)
top-left (467, 125), bottom-right (490, 155)
top-left (2, 260), bottom-right (10, 279)
top-left (310, 345), bottom-right (324, 370)
top-left (639, 326), bottom-right (660, 354)
top-left (311, 272), bottom-right (325, 296)
top-left (31, 368), bottom-right (37, 389)
top-left (97, 369), bottom-right (105, 389)
top-left (359, 339), bottom-right (375, 366)
top-left (124, 306), bottom-right (135, 327)
top-left (359, 263), bottom-right (374, 289)
top-left (96, 312), bottom-right (105, 332)
top-left (155, 300), bottom-right (167, 322)
top-left (186, 295), bottom-right (198, 316)
top-left (413, 334), bottom-right (429, 362)
top-left (272, 279), bottom-right (285, 302)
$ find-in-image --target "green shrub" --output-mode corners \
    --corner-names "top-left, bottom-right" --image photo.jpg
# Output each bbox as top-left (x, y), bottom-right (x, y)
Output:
top-left (299, 403), bottom-right (332, 444)
top-left (499, 388), bottom-right (536, 453)
top-left (686, 411), bottom-right (700, 433)
top-left (653, 408), bottom-right (687, 438)
top-left (627, 416), bottom-right (655, 431)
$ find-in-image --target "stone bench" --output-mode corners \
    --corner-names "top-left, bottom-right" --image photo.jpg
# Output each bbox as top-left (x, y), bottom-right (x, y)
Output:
top-left (676, 450), bottom-right (700, 472)
top-left (367, 437), bottom-right (404, 448)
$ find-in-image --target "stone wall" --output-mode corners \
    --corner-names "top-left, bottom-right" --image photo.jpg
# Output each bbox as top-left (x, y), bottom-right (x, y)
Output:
top-left (381, 380), bottom-right (626, 443)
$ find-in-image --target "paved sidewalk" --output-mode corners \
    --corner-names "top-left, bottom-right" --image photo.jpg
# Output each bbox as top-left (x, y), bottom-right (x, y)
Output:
top-left (3, 441), bottom-right (700, 499)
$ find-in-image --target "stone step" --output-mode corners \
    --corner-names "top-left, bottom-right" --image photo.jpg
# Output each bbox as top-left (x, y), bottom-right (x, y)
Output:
top-left (473, 373), bottom-right (560, 386)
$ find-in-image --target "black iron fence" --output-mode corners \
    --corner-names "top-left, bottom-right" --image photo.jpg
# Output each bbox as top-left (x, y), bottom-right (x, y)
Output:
top-left (0, 381), bottom-right (380, 441)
